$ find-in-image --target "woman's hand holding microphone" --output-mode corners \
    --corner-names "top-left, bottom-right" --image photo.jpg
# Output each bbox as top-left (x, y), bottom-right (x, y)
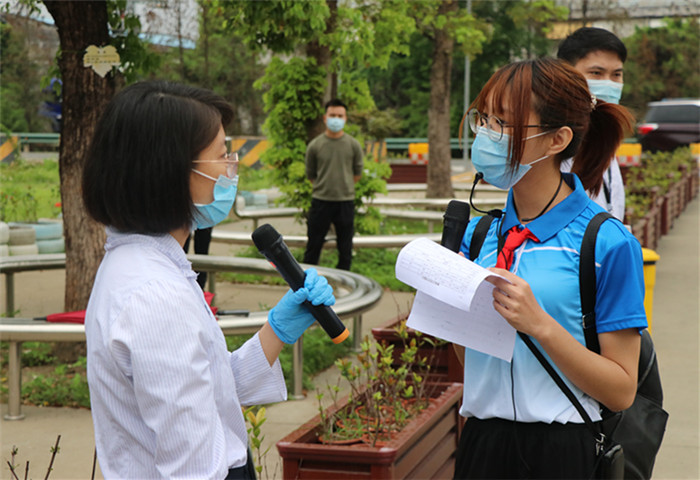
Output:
top-left (267, 268), bottom-right (335, 344)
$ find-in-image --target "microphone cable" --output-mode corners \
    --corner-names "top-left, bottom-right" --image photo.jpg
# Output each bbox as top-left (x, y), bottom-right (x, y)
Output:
top-left (469, 172), bottom-right (504, 219)
top-left (470, 172), bottom-right (507, 256)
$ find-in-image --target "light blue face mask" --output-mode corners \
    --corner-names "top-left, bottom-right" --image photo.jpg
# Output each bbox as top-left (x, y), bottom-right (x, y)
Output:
top-left (471, 127), bottom-right (550, 190)
top-left (326, 117), bottom-right (345, 133)
top-left (191, 170), bottom-right (238, 229)
top-left (587, 79), bottom-right (623, 105)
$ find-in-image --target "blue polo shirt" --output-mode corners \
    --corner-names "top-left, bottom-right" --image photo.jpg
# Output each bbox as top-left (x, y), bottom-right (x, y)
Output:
top-left (459, 173), bottom-right (647, 424)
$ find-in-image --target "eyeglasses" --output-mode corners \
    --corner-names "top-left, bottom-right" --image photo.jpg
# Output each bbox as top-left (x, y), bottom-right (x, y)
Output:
top-left (193, 152), bottom-right (239, 178)
top-left (467, 109), bottom-right (558, 142)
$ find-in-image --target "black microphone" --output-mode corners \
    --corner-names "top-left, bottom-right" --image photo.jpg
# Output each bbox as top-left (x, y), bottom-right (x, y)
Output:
top-left (251, 224), bottom-right (349, 344)
top-left (441, 200), bottom-right (471, 253)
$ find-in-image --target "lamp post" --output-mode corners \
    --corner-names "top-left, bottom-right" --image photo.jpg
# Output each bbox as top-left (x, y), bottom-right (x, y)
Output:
top-left (463, 0), bottom-right (473, 174)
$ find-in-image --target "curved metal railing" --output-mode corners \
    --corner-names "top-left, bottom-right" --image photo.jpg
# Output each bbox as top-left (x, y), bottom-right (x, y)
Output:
top-left (0, 253), bottom-right (383, 419)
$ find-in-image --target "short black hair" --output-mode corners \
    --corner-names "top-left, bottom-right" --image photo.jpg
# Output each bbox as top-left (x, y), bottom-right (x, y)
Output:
top-left (82, 80), bottom-right (234, 234)
top-left (557, 27), bottom-right (627, 64)
top-left (324, 98), bottom-right (347, 112)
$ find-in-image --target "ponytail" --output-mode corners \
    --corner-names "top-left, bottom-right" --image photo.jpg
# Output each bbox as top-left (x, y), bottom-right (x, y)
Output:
top-left (572, 101), bottom-right (634, 195)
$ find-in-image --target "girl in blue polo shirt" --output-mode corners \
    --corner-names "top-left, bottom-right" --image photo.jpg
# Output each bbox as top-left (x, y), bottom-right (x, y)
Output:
top-left (454, 58), bottom-right (647, 479)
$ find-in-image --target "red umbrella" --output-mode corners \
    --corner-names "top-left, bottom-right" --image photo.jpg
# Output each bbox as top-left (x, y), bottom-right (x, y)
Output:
top-left (39, 310), bottom-right (87, 324)
top-left (36, 292), bottom-right (218, 323)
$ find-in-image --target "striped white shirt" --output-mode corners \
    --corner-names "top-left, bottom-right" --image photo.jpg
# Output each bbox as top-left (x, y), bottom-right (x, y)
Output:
top-left (560, 157), bottom-right (626, 221)
top-left (85, 228), bottom-right (286, 479)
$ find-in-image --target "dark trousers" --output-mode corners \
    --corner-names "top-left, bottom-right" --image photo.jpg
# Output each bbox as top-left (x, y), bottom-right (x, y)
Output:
top-left (303, 198), bottom-right (355, 270)
top-left (184, 227), bottom-right (213, 289)
top-left (225, 450), bottom-right (257, 479)
top-left (453, 417), bottom-right (599, 479)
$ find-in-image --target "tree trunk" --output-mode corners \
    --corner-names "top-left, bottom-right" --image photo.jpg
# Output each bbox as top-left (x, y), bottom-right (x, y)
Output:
top-left (43, 1), bottom-right (123, 359)
top-left (305, 0), bottom-right (337, 143)
top-left (426, 0), bottom-right (457, 199)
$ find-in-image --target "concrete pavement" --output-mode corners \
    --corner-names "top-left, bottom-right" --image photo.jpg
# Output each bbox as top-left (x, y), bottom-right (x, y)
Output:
top-left (1, 196), bottom-right (698, 479)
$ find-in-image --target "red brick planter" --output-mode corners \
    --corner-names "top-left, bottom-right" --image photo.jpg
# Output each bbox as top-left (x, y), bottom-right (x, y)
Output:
top-left (277, 382), bottom-right (463, 480)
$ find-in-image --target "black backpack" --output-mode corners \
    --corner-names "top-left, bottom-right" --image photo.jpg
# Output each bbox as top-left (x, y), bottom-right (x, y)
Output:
top-left (469, 212), bottom-right (668, 479)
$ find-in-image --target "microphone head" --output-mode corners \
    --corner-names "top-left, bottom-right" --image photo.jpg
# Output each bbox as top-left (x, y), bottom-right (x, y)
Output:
top-left (251, 223), bottom-right (281, 250)
top-left (444, 200), bottom-right (470, 222)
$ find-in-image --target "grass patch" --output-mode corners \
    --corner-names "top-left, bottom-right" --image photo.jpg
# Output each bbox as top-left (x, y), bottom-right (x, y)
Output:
top-left (0, 158), bottom-right (270, 223)
top-left (225, 327), bottom-right (351, 392)
top-left (0, 158), bottom-right (61, 221)
top-left (219, 218), bottom-right (429, 291)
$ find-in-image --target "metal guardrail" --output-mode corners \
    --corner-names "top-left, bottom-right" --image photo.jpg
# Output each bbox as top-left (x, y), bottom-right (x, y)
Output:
top-left (213, 231), bottom-right (443, 248)
top-left (369, 197), bottom-right (506, 208)
top-left (233, 196), bottom-right (507, 230)
top-left (0, 254), bottom-right (382, 419)
top-left (12, 132), bottom-right (61, 147)
top-left (385, 183), bottom-right (504, 193)
top-left (384, 137), bottom-right (469, 151)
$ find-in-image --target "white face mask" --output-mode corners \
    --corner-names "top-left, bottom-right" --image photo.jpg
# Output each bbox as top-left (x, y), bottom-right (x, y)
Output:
top-left (587, 79), bottom-right (623, 104)
top-left (471, 128), bottom-right (551, 190)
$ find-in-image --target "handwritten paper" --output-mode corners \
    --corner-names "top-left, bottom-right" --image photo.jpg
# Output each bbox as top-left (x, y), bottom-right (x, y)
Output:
top-left (395, 238), bottom-right (516, 361)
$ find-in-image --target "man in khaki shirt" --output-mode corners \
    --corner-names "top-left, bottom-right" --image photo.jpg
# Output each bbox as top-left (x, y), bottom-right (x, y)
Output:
top-left (303, 99), bottom-right (363, 270)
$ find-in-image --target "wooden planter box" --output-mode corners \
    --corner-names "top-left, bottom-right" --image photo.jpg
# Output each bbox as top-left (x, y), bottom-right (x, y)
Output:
top-left (277, 382), bottom-right (463, 479)
top-left (371, 316), bottom-right (463, 383)
top-left (659, 194), bottom-right (672, 235)
top-left (388, 163), bottom-right (427, 184)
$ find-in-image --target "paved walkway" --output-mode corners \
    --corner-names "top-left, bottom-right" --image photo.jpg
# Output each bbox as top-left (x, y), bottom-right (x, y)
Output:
top-left (2, 197), bottom-right (698, 479)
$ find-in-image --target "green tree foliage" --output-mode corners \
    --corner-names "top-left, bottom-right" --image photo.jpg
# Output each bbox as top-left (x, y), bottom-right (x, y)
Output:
top-left (469, 0), bottom-right (566, 95)
top-left (329, 0), bottom-right (416, 110)
top-left (220, 0), bottom-right (408, 231)
top-left (623, 18), bottom-right (700, 117)
top-left (148, 1), bottom-right (265, 134)
top-left (368, 0), bottom-right (566, 137)
top-left (0, 20), bottom-right (48, 132)
top-left (222, 0), bottom-right (330, 53)
top-left (254, 56), bottom-right (327, 214)
top-left (106, 0), bottom-right (161, 83)
top-left (366, 34), bottom-right (434, 136)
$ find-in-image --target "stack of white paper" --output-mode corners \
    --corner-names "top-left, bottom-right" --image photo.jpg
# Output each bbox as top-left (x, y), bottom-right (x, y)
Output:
top-left (395, 238), bottom-right (516, 362)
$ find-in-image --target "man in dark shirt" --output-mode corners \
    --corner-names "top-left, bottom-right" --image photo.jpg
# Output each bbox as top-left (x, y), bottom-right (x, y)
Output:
top-left (303, 99), bottom-right (363, 270)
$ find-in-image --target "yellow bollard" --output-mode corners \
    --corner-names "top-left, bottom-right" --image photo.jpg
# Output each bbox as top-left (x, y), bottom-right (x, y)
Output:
top-left (641, 248), bottom-right (660, 333)
top-left (616, 142), bottom-right (642, 167)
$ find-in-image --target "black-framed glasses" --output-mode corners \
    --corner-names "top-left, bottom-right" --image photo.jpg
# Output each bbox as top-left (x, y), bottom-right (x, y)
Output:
top-left (467, 109), bottom-right (557, 142)
top-left (193, 152), bottom-right (239, 178)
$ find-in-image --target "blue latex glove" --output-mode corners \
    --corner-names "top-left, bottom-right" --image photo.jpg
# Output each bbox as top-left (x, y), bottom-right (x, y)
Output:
top-left (268, 268), bottom-right (336, 344)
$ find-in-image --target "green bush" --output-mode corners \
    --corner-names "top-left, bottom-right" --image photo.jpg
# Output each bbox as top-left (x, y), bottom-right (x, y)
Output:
top-left (279, 326), bottom-right (352, 392)
top-left (238, 163), bottom-right (276, 192)
top-left (20, 357), bottom-right (90, 408)
top-left (624, 146), bottom-right (696, 224)
top-left (0, 341), bottom-right (55, 369)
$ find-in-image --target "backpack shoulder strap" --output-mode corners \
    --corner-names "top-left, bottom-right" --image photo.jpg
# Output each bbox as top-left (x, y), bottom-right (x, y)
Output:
top-left (469, 214), bottom-right (496, 261)
top-left (580, 212), bottom-right (615, 354)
